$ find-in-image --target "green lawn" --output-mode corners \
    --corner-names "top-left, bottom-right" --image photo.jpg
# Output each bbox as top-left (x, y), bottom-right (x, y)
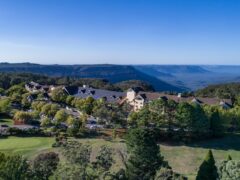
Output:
top-left (0, 136), bottom-right (54, 157)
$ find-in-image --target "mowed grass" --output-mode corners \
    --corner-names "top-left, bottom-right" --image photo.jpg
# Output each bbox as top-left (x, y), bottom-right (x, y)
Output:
top-left (0, 136), bottom-right (54, 157)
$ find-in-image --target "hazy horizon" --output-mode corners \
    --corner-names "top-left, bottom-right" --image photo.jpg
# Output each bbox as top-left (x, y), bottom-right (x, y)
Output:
top-left (2, 61), bottom-right (240, 66)
top-left (1, 0), bottom-right (240, 65)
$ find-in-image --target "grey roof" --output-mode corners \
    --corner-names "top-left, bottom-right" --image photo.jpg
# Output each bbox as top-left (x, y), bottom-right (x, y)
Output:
top-left (73, 87), bottom-right (126, 102)
top-left (135, 91), bottom-right (233, 107)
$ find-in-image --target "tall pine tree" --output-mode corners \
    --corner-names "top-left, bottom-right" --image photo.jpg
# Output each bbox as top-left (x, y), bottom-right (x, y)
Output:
top-left (196, 150), bottom-right (218, 180)
top-left (126, 128), bottom-right (164, 180)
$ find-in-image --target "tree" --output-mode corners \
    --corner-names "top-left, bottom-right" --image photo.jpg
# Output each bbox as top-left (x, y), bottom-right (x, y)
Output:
top-left (54, 109), bottom-right (68, 124)
top-left (126, 128), bottom-right (164, 180)
top-left (41, 103), bottom-right (60, 118)
top-left (227, 154), bottom-right (232, 161)
top-left (75, 97), bottom-right (95, 115)
top-left (218, 160), bottom-right (240, 179)
top-left (0, 87), bottom-right (5, 95)
top-left (205, 106), bottom-right (223, 137)
top-left (0, 152), bottom-right (29, 180)
top-left (0, 97), bottom-right (11, 114)
top-left (30, 152), bottom-right (59, 180)
top-left (41, 117), bottom-right (52, 127)
top-left (53, 164), bottom-right (86, 180)
top-left (7, 84), bottom-right (26, 97)
top-left (90, 145), bottom-right (115, 179)
top-left (51, 87), bottom-right (67, 103)
top-left (14, 111), bottom-right (34, 124)
top-left (148, 99), bottom-right (177, 131)
top-left (21, 93), bottom-right (32, 108)
top-left (130, 106), bottom-right (152, 127)
top-left (192, 104), bottom-right (210, 136)
top-left (32, 101), bottom-right (47, 112)
top-left (61, 141), bottom-right (92, 178)
top-left (176, 102), bottom-right (195, 131)
top-left (66, 115), bottom-right (75, 126)
top-left (67, 117), bottom-right (82, 137)
top-left (196, 150), bottom-right (218, 180)
top-left (66, 95), bottom-right (75, 105)
top-left (94, 145), bottom-right (114, 171)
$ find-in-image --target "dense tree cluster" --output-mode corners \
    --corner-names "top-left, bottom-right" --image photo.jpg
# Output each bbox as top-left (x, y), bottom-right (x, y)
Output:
top-left (13, 111), bottom-right (39, 125)
top-left (0, 72), bottom-right (154, 92)
top-left (196, 82), bottom-right (240, 100)
top-left (218, 159), bottom-right (240, 179)
top-left (54, 141), bottom-right (118, 179)
top-left (115, 80), bottom-right (155, 92)
top-left (0, 152), bottom-right (59, 180)
top-left (196, 150), bottom-right (240, 180)
top-left (128, 98), bottom-right (240, 141)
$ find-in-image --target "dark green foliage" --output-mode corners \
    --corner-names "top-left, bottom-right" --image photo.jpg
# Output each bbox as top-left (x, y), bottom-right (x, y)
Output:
top-left (61, 141), bottom-right (92, 179)
top-left (0, 97), bottom-right (11, 114)
top-left (196, 150), bottom-right (218, 180)
top-left (196, 82), bottom-right (240, 100)
top-left (92, 100), bottom-right (128, 127)
top-left (209, 109), bottom-right (223, 136)
top-left (128, 106), bottom-right (152, 127)
top-left (66, 118), bottom-right (82, 137)
top-left (30, 152), bottom-right (59, 180)
top-left (6, 84), bottom-right (26, 96)
top-left (51, 87), bottom-right (68, 103)
top-left (192, 104), bottom-right (210, 135)
top-left (126, 128), bottom-right (163, 180)
top-left (129, 99), bottom-right (214, 141)
top-left (94, 145), bottom-right (114, 171)
top-left (115, 80), bottom-right (155, 92)
top-left (0, 152), bottom-right (29, 180)
top-left (0, 72), bottom-right (116, 90)
top-left (57, 141), bottom-right (116, 179)
top-left (176, 102), bottom-right (195, 131)
top-left (62, 141), bottom-right (91, 167)
top-left (227, 155), bottom-right (232, 161)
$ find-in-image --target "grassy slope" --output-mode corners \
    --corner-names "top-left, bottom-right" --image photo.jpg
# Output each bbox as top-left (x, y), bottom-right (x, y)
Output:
top-left (161, 134), bottom-right (240, 179)
top-left (0, 136), bottom-right (54, 157)
top-left (75, 134), bottom-right (240, 179)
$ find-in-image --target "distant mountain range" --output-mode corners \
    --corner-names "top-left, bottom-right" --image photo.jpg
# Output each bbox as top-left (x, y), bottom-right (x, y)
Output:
top-left (1, 63), bottom-right (240, 91)
top-left (0, 63), bottom-right (184, 92)
top-left (135, 65), bottom-right (240, 90)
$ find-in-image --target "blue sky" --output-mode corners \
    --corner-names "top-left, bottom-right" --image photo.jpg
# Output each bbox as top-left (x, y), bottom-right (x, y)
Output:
top-left (0, 0), bottom-right (240, 65)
